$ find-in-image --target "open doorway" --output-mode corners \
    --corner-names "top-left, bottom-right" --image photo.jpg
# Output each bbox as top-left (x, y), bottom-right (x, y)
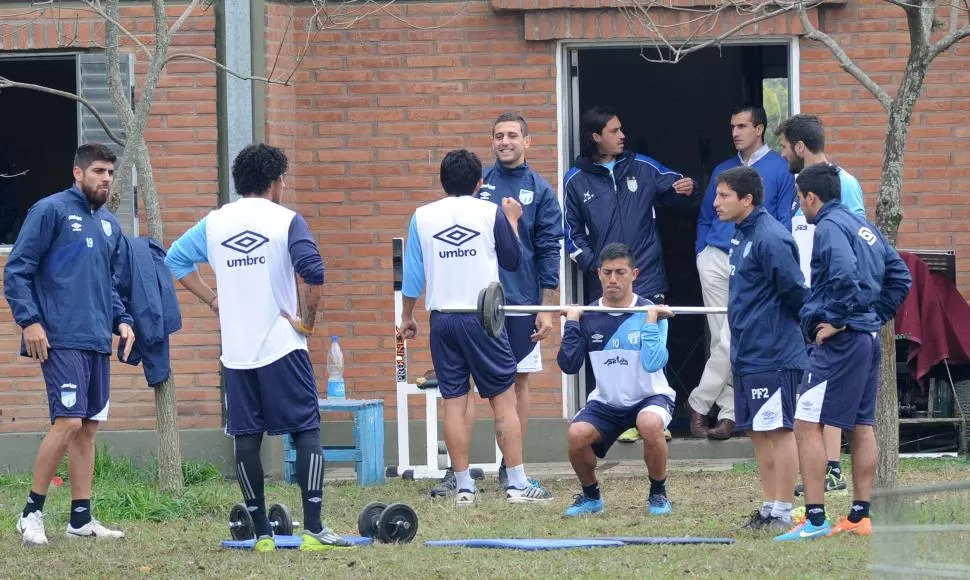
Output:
top-left (561, 42), bottom-right (793, 434)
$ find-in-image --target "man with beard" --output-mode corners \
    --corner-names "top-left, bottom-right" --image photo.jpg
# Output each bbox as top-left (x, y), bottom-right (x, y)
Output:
top-left (775, 114), bottom-right (866, 498)
top-left (4, 143), bottom-right (135, 546)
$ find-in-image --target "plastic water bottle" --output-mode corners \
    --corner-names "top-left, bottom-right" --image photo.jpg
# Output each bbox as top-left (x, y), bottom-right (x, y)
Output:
top-left (327, 336), bottom-right (346, 399)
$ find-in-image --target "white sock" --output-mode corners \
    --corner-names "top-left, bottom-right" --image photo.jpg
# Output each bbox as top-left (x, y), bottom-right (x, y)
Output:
top-left (771, 501), bottom-right (793, 521)
top-left (506, 464), bottom-right (528, 489)
top-left (455, 469), bottom-right (475, 493)
top-left (760, 501), bottom-right (773, 518)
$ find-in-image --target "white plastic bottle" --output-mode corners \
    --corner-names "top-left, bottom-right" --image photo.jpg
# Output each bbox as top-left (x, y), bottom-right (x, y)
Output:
top-left (327, 336), bottom-right (346, 399)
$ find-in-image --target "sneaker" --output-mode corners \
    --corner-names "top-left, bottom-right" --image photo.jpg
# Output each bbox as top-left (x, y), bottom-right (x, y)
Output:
top-left (17, 511), bottom-right (48, 546)
top-left (794, 467), bottom-right (848, 497)
top-left (617, 428), bottom-right (641, 442)
top-left (254, 535), bottom-right (276, 551)
top-left (741, 510), bottom-right (769, 531)
top-left (66, 519), bottom-right (125, 539)
top-left (564, 493), bottom-right (605, 517)
top-left (300, 526), bottom-right (354, 551)
top-left (507, 481), bottom-right (554, 503)
top-left (774, 519), bottom-right (832, 541)
top-left (455, 488), bottom-right (477, 507)
top-left (664, 429), bottom-right (672, 441)
top-left (765, 516), bottom-right (793, 533)
top-left (430, 467), bottom-right (456, 498)
top-left (647, 493), bottom-right (672, 515)
top-left (828, 516), bottom-right (872, 536)
top-left (497, 464), bottom-right (508, 491)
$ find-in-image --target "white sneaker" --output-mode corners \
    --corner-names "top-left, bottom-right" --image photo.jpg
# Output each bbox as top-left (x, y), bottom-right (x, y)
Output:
top-left (17, 511), bottom-right (49, 546)
top-left (66, 519), bottom-right (125, 539)
top-left (506, 481), bottom-right (554, 504)
top-left (455, 488), bottom-right (477, 507)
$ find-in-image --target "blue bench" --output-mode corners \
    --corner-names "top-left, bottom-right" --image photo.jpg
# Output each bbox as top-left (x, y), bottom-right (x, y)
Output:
top-left (283, 398), bottom-right (385, 487)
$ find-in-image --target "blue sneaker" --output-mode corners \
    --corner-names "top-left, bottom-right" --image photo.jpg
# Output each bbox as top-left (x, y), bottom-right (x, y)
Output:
top-left (648, 493), bottom-right (672, 515)
top-left (774, 520), bottom-right (832, 541)
top-left (564, 493), bottom-right (605, 517)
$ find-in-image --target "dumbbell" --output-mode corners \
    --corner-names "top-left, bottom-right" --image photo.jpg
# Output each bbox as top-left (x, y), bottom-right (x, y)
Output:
top-left (357, 502), bottom-right (419, 544)
top-left (228, 502), bottom-right (301, 540)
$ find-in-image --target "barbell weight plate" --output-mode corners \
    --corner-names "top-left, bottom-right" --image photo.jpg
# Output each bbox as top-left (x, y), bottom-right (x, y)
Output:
top-left (269, 503), bottom-right (294, 537)
top-left (482, 281), bottom-right (505, 339)
top-left (357, 501), bottom-right (387, 538)
top-left (377, 503), bottom-right (419, 544)
top-left (229, 503), bottom-right (255, 541)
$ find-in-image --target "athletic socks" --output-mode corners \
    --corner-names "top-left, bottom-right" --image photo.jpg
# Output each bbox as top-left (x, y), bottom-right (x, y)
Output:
top-left (760, 501), bottom-right (773, 518)
top-left (582, 482), bottom-right (601, 500)
top-left (649, 477), bottom-right (666, 497)
top-left (234, 433), bottom-right (271, 537)
top-left (23, 491), bottom-right (46, 517)
top-left (70, 499), bottom-right (92, 529)
top-left (455, 469), bottom-right (475, 493)
top-left (294, 429), bottom-right (324, 534)
top-left (506, 464), bottom-right (528, 489)
top-left (806, 503), bottom-right (827, 527)
top-left (848, 500), bottom-right (871, 523)
top-left (828, 460), bottom-right (842, 477)
top-left (771, 501), bottom-right (793, 522)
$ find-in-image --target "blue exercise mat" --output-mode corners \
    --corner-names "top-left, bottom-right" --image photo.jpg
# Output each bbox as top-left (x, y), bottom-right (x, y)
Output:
top-left (424, 538), bottom-right (625, 551)
top-left (221, 535), bottom-right (373, 550)
top-left (583, 536), bottom-right (735, 545)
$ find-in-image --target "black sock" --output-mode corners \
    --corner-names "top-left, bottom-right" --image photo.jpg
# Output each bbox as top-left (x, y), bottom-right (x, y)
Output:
top-left (23, 491), bottom-right (46, 517)
top-left (827, 461), bottom-right (842, 477)
top-left (582, 482), bottom-right (601, 500)
top-left (70, 499), bottom-right (92, 528)
top-left (806, 503), bottom-right (826, 527)
top-left (848, 500), bottom-right (870, 523)
top-left (649, 477), bottom-right (667, 496)
top-left (293, 429), bottom-right (324, 534)
top-left (234, 433), bottom-right (271, 537)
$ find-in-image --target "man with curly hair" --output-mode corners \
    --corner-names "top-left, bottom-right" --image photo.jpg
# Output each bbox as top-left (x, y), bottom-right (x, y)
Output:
top-left (165, 143), bottom-right (350, 551)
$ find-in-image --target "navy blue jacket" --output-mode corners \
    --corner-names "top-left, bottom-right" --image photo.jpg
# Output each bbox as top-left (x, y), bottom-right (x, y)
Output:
top-left (477, 162), bottom-right (563, 306)
top-left (696, 150), bottom-right (795, 255)
top-left (728, 206), bottom-right (809, 375)
top-left (115, 235), bottom-right (182, 385)
top-left (800, 201), bottom-right (912, 339)
top-left (3, 186), bottom-right (133, 355)
top-left (563, 150), bottom-right (698, 297)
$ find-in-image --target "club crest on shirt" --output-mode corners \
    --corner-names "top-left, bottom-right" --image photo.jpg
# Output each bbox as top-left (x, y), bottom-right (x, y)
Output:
top-left (101, 219), bottom-right (112, 237)
top-left (626, 176), bottom-right (638, 193)
top-left (627, 330), bottom-right (641, 345)
top-left (518, 189), bottom-right (534, 205)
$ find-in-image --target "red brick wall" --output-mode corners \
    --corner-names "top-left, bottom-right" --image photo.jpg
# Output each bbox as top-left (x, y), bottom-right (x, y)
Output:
top-left (0, 4), bottom-right (221, 433)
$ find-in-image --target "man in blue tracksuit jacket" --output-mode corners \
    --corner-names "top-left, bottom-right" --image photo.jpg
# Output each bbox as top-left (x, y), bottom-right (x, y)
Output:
top-left (690, 105), bottom-right (797, 441)
top-left (3, 143), bottom-right (135, 546)
top-left (715, 166), bottom-right (807, 532)
top-left (563, 106), bottom-right (699, 305)
top-left (462, 113), bottom-right (562, 492)
top-left (775, 163), bottom-right (911, 542)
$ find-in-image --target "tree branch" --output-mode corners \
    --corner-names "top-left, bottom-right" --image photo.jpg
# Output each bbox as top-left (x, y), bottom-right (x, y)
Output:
top-left (0, 76), bottom-right (126, 147)
top-left (796, 0), bottom-right (893, 110)
top-left (168, 0), bottom-right (203, 38)
top-left (0, 170), bottom-right (30, 179)
top-left (930, 22), bottom-right (970, 59)
top-left (77, 0), bottom-right (152, 57)
top-left (162, 52), bottom-right (293, 85)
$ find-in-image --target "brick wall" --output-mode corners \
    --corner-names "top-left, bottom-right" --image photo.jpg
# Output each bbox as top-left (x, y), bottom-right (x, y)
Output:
top-left (0, 4), bottom-right (221, 433)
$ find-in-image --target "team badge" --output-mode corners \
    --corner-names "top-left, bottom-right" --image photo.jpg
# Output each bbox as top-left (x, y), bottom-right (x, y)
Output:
top-left (518, 189), bottom-right (534, 205)
top-left (627, 330), bottom-right (641, 345)
top-left (101, 219), bottom-right (112, 237)
top-left (626, 176), bottom-right (638, 193)
top-left (60, 383), bottom-right (78, 408)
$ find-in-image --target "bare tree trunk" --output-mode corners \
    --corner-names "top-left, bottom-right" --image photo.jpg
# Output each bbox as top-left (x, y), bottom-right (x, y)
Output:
top-left (152, 376), bottom-right (182, 491)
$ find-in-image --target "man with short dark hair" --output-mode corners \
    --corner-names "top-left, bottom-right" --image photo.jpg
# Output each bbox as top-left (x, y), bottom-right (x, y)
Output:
top-left (775, 163), bottom-right (911, 541)
top-left (714, 166), bottom-right (807, 532)
top-left (692, 105), bottom-right (796, 441)
top-left (399, 148), bottom-right (553, 506)
top-left (557, 243), bottom-right (676, 518)
top-left (5, 143), bottom-right (136, 546)
top-left (165, 143), bottom-right (350, 552)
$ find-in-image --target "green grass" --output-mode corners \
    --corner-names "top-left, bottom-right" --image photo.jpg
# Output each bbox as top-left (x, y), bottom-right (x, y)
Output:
top-left (0, 451), bottom-right (968, 579)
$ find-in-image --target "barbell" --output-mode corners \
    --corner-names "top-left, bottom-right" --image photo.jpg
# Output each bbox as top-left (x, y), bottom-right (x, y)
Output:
top-left (439, 282), bottom-right (728, 338)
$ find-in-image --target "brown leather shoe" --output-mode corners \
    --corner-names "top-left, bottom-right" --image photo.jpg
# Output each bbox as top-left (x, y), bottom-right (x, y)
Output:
top-left (707, 419), bottom-right (736, 440)
top-left (688, 406), bottom-right (710, 438)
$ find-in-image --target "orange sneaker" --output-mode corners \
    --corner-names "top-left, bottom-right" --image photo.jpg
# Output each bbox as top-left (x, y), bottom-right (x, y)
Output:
top-left (829, 516), bottom-right (871, 536)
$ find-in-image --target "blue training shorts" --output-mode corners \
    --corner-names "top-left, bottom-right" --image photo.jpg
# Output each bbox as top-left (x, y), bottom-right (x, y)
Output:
top-left (223, 349), bottom-right (321, 436)
top-left (42, 348), bottom-right (111, 424)
top-left (795, 330), bottom-right (881, 430)
top-left (733, 369), bottom-right (801, 432)
top-left (429, 311), bottom-right (516, 399)
top-left (571, 396), bottom-right (675, 458)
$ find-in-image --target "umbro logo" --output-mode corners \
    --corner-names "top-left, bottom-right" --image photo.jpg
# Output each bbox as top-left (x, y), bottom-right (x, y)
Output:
top-left (222, 230), bottom-right (269, 255)
top-left (434, 225), bottom-right (480, 259)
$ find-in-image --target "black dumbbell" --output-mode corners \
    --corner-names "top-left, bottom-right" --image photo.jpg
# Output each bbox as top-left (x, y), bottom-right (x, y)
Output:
top-left (228, 502), bottom-right (301, 540)
top-left (357, 501), bottom-right (419, 544)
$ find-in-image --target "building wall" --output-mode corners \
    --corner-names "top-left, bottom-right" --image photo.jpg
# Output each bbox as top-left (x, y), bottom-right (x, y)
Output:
top-left (1, 0), bottom-right (968, 437)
